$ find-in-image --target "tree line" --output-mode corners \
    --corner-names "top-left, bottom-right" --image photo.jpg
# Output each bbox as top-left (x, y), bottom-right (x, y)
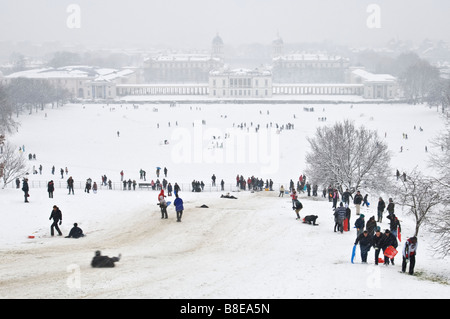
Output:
top-left (0, 78), bottom-right (71, 134)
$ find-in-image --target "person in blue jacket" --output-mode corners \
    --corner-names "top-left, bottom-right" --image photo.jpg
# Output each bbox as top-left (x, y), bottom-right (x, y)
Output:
top-left (174, 193), bottom-right (184, 222)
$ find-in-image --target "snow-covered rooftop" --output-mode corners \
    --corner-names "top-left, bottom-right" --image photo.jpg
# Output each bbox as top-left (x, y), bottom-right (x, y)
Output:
top-left (5, 66), bottom-right (135, 82)
top-left (210, 67), bottom-right (271, 77)
top-left (273, 53), bottom-right (349, 62)
top-left (351, 69), bottom-right (396, 83)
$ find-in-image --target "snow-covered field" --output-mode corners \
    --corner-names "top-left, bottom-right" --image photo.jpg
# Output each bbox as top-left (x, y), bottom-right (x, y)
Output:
top-left (1, 101), bottom-right (449, 299)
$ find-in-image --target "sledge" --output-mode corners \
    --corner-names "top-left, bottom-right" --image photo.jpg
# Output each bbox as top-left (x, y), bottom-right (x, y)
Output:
top-left (343, 218), bottom-right (349, 232)
top-left (351, 245), bottom-right (357, 264)
top-left (384, 246), bottom-right (398, 259)
top-left (166, 201), bottom-right (172, 207)
top-left (378, 257), bottom-right (385, 264)
top-left (397, 227), bottom-right (402, 242)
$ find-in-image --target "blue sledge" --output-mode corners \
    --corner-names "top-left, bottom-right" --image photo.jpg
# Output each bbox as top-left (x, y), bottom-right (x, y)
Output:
top-left (351, 245), bottom-right (356, 264)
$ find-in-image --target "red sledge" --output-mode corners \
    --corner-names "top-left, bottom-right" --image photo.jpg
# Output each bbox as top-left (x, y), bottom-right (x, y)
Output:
top-left (343, 218), bottom-right (349, 232)
top-left (384, 246), bottom-right (398, 259)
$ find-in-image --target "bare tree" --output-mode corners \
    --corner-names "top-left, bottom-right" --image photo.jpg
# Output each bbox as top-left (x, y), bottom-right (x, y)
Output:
top-left (0, 141), bottom-right (28, 189)
top-left (394, 168), bottom-right (442, 237)
top-left (305, 120), bottom-right (392, 195)
top-left (0, 85), bottom-right (18, 134)
top-left (428, 118), bottom-right (450, 256)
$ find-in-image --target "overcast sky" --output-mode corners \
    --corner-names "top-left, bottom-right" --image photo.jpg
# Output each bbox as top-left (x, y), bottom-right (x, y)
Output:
top-left (0, 0), bottom-right (449, 49)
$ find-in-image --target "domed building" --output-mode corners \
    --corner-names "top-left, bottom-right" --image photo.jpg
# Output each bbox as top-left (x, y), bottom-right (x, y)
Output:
top-left (212, 33), bottom-right (224, 60)
top-left (272, 34), bottom-right (284, 58)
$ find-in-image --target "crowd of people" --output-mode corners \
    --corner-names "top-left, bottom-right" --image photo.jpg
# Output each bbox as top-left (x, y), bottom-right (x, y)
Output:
top-left (15, 163), bottom-right (419, 274)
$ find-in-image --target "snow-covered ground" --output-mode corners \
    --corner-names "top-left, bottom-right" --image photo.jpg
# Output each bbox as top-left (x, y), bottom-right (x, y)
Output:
top-left (0, 101), bottom-right (449, 299)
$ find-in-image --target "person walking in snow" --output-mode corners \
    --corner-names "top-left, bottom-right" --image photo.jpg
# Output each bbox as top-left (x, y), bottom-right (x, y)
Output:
top-left (332, 189), bottom-right (339, 210)
top-left (402, 236), bottom-right (418, 275)
top-left (386, 198), bottom-right (395, 217)
top-left (355, 214), bottom-right (365, 237)
top-left (377, 197), bottom-right (386, 223)
top-left (342, 189), bottom-right (353, 206)
top-left (354, 230), bottom-right (372, 263)
top-left (362, 194), bottom-right (369, 207)
top-left (293, 199), bottom-right (303, 220)
top-left (174, 194), bottom-right (184, 222)
top-left (366, 216), bottom-right (377, 236)
top-left (158, 190), bottom-right (168, 219)
top-left (386, 213), bottom-right (401, 238)
top-left (67, 176), bottom-right (74, 195)
top-left (279, 185), bottom-right (285, 197)
top-left (380, 230), bottom-right (398, 265)
top-left (353, 191), bottom-right (363, 215)
top-left (372, 228), bottom-right (383, 265)
top-left (49, 205), bottom-right (63, 236)
top-left (334, 202), bottom-right (347, 233)
top-left (22, 178), bottom-right (30, 203)
top-left (47, 180), bottom-right (55, 198)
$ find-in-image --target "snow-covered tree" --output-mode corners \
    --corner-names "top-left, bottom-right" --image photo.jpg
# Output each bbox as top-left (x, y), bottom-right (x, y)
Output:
top-left (305, 120), bottom-right (392, 195)
top-left (0, 85), bottom-right (18, 134)
top-left (0, 141), bottom-right (27, 189)
top-left (394, 168), bottom-right (442, 237)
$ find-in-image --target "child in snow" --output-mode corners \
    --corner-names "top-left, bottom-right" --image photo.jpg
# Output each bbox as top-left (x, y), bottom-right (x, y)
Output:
top-left (402, 236), bottom-right (418, 275)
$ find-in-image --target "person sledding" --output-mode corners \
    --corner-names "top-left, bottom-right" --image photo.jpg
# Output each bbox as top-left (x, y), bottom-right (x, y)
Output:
top-left (302, 215), bottom-right (318, 225)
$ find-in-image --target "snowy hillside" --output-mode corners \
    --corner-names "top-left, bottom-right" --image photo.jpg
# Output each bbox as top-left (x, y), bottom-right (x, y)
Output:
top-left (0, 101), bottom-right (449, 299)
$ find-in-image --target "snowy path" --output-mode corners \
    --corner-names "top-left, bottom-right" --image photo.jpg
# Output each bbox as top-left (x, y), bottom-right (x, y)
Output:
top-left (0, 190), bottom-right (448, 299)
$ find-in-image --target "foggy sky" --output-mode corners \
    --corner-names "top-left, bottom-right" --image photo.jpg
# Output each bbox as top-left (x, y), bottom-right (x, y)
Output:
top-left (1, 0), bottom-right (449, 49)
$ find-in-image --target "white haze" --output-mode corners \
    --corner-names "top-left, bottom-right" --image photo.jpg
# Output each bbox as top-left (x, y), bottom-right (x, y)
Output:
top-left (0, 0), bottom-right (450, 49)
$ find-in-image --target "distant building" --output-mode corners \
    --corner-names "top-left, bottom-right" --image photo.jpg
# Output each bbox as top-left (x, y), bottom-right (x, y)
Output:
top-left (347, 68), bottom-right (399, 99)
top-left (272, 53), bottom-right (350, 83)
top-left (143, 53), bottom-right (223, 83)
top-left (209, 67), bottom-right (272, 98)
top-left (142, 35), bottom-right (225, 84)
top-left (3, 66), bottom-right (136, 100)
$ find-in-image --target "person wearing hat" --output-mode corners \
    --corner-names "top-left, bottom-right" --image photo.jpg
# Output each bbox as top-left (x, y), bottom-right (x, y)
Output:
top-left (354, 214), bottom-right (365, 237)
top-left (49, 205), bottom-right (63, 236)
top-left (354, 230), bottom-right (372, 263)
top-left (91, 251), bottom-right (121, 268)
top-left (380, 229), bottom-right (398, 265)
top-left (65, 223), bottom-right (84, 238)
top-left (402, 236), bottom-right (418, 275)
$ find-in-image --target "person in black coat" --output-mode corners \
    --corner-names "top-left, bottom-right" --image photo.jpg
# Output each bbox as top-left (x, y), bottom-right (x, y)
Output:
top-left (91, 251), bottom-right (121, 268)
top-left (303, 215), bottom-right (318, 225)
top-left (377, 197), bottom-right (386, 222)
top-left (22, 178), bottom-right (29, 203)
top-left (49, 205), bottom-right (63, 236)
top-left (380, 230), bottom-right (398, 265)
top-left (366, 216), bottom-right (377, 236)
top-left (354, 230), bottom-right (372, 263)
top-left (342, 189), bottom-right (353, 206)
top-left (65, 223), bottom-right (84, 238)
top-left (47, 180), bottom-right (55, 198)
top-left (372, 228), bottom-right (383, 265)
top-left (353, 191), bottom-right (363, 215)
